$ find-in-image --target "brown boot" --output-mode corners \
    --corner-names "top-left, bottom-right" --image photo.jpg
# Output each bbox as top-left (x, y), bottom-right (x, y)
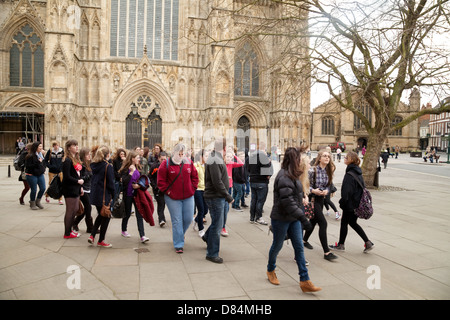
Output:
top-left (267, 271), bottom-right (280, 285)
top-left (300, 280), bottom-right (321, 293)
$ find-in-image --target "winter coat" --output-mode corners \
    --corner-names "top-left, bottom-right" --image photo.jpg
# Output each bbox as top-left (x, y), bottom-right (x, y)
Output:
top-left (62, 158), bottom-right (82, 198)
top-left (44, 147), bottom-right (64, 174)
top-left (270, 169), bottom-right (309, 224)
top-left (25, 153), bottom-right (46, 177)
top-left (204, 151), bottom-right (233, 202)
top-left (157, 157), bottom-right (198, 200)
top-left (90, 161), bottom-right (115, 207)
top-left (339, 164), bottom-right (364, 211)
top-left (248, 150), bottom-right (273, 184)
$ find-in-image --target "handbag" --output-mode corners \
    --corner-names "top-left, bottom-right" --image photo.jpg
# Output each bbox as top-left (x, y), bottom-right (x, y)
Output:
top-left (100, 163), bottom-right (112, 218)
top-left (304, 201), bottom-right (315, 220)
top-left (76, 199), bottom-right (84, 216)
top-left (112, 192), bottom-right (126, 219)
top-left (46, 174), bottom-right (63, 199)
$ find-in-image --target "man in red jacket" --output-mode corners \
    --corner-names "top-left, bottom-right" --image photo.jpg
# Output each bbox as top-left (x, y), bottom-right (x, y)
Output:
top-left (157, 144), bottom-right (198, 253)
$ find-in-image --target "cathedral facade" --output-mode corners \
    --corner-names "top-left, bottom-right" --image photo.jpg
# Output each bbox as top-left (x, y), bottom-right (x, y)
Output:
top-left (0, 0), bottom-right (311, 154)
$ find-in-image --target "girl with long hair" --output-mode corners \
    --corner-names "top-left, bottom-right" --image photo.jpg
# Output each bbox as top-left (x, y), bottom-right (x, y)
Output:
top-left (303, 149), bottom-right (338, 261)
top-left (61, 140), bottom-right (84, 239)
top-left (119, 150), bottom-right (149, 243)
top-left (88, 146), bottom-right (115, 247)
top-left (267, 147), bottom-right (321, 293)
top-left (24, 142), bottom-right (46, 210)
top-left (73, 147), bottom-right (94, 233)
top-left (329, 151), bottom-right (374, 253)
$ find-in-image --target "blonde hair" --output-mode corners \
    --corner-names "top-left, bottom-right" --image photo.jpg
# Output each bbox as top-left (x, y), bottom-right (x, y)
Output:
top-left (299, 154), bottom-right (310, 196)
top-left (92, 146), bottom-right (110, 163)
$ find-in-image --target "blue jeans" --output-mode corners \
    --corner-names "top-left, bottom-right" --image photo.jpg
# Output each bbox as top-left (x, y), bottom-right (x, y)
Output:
top-left (194, 190), bottom-right (208, 231)
top-left (164, 195), bottom-right (194, 249)
top-left (232, 183), bottom-right (244, 208)
top-left (26, 174), bottom-right (46, 201)
top-left (204, 197), bottom-right (225, 258)
top-left (268, 219), bottom-right (310, 282)
top-left (250, 182), bottom-right (269, 221)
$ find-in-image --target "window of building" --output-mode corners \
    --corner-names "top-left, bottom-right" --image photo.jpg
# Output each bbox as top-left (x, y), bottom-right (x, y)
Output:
top-left (110, 0), bottom-right (179, 60)
top-left (234, 42), bottom-right (260, 97)
top-left (10, 24), bottom-right (44, 88)
top-left (391, 116), bottom-right (402, 136)
top-left (322, 116), bottom-right (335, 135)
top-left (354, 103), bottom-right (372, 130)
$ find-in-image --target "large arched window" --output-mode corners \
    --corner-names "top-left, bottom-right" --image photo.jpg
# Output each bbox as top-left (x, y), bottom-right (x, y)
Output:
top-left (234, 42), bottom-right (259, 97)
top-left (391, 116), bottom-right (403, 136)
top-left (10, 24), bottom-right (44, 87)
top-left (110, 0), bottom-right (179, 60)
top-left (322, 116), bottom-right (335, 135)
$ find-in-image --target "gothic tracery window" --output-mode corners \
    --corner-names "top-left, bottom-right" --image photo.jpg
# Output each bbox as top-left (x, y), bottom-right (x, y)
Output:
top-left (110, 0), bottom-right (179, 60)
top-left (234, 42), bottom-right (259, 97)
top-left (322, 116), bottom-right (335, 135)
top-left (10, 24), bottom-right (44, 88)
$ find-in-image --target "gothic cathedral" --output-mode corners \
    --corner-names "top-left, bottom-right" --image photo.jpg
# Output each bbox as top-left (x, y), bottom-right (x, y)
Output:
top-left (0, 0), bottom-right (311, 154)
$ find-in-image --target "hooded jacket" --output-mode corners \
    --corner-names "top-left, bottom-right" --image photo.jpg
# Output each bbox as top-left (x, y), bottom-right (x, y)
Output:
top-left (203, 151), bottom-right (233, 202)
top-left (90, 161), bottom-right (115, 207)
top-left (157, 157), bottom-right (198, 200)
top-left (339, 164), bottom-right (364, 211)
top-left (44, 147), bottom-right (64, 174)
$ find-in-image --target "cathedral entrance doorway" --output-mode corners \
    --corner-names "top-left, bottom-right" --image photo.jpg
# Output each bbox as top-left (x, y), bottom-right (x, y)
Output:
top-left (236, 115), bottom-right (250, 152)
top-left (125, 95), bottom-right (162, 150)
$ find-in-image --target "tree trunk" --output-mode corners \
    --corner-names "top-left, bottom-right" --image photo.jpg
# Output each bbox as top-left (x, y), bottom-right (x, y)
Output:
top-left (361, 133), bottom-right (387, 188)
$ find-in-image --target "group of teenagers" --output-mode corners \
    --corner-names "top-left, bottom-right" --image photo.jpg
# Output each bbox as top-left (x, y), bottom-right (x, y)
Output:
top-left (18, 138), bottom-right (374, 294)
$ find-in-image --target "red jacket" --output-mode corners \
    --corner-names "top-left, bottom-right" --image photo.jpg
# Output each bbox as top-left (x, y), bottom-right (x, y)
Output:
top-left (157, 157), bottom-right (199, 200)
top-left (134, 188), bottom-right (155, 226)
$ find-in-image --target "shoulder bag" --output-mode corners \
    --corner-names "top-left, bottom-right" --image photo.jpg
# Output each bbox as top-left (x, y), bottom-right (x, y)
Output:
top-left (100, 162), bottom-right (112, 218)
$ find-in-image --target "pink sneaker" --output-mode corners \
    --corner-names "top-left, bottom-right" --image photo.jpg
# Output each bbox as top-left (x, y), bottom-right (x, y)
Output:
top-left (64, 231), bottom-right (80, 239)
top-left (97, 241), bottom-right (112, 248)
top-left (45, 197), bottom-right (50, 203)
top-left (88, 235), bottom-right (94, 244)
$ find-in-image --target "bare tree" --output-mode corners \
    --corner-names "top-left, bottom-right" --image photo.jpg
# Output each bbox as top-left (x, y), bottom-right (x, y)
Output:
top-left (218, 0), bottom-right (450, 186)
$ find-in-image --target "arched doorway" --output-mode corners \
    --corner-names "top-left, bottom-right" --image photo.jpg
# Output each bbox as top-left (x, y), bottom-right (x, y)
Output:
top-left (125, 95), bottom-right (162, 149)
top-left (236, 115), bottom-right (250, 151)
top-left (125, 112), bottom-right (142, 149)
top-left (146, 109), bottom-right (162, 148)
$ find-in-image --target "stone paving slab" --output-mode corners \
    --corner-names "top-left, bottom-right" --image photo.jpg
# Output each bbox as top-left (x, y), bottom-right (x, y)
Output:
top-left (0, 154), bottom-right (449, 301)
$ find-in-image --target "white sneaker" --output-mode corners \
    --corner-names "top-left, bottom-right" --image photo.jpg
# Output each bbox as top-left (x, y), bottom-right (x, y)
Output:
top-left (141, 236), bottom-right (149, 243)
top-left (121, 231), bottom-right (131, 238)
top-left (198, 229), bottom-right (205, 238)
top-left (335, 212), bottom-right (342, 220)
top-left (256, 218), bottom-right (268, 225)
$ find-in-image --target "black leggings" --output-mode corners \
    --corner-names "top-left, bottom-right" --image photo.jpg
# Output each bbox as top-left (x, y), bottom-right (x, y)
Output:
top-left (338, 209), bottom-right (369, 245)
top-left (91, 205), bottom-right (111, 242)
top-left (303, 196), bottom-right (330, 253)
top-left (324, 194), bottom-right (338, 212)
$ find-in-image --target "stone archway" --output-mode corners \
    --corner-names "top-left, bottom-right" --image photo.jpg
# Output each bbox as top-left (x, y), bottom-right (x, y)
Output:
top-left (111, 79), bottom-right (176, 149)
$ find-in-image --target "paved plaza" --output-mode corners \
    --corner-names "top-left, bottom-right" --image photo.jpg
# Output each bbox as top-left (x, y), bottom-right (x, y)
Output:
top-left (0, 153), bottom-right (449, 301)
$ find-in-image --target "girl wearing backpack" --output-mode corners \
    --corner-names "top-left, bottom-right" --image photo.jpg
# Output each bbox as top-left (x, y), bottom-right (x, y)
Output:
top-left (330, 151), bottom-right (374, 253)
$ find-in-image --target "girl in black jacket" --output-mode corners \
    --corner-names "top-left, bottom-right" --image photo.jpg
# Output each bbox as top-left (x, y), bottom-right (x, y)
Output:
top-left (24, 142), bottom-right (46, 210)
top-left (73, 147), bottom-right (93, 233)
top-left (329, 151), bottom-right (374, 253)
top-left (88, 146), bottom-right (115, 248)
top-left (267, 147), bottom-right (321, 293)
top-left (62, 140), bottom-right (84, 239)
